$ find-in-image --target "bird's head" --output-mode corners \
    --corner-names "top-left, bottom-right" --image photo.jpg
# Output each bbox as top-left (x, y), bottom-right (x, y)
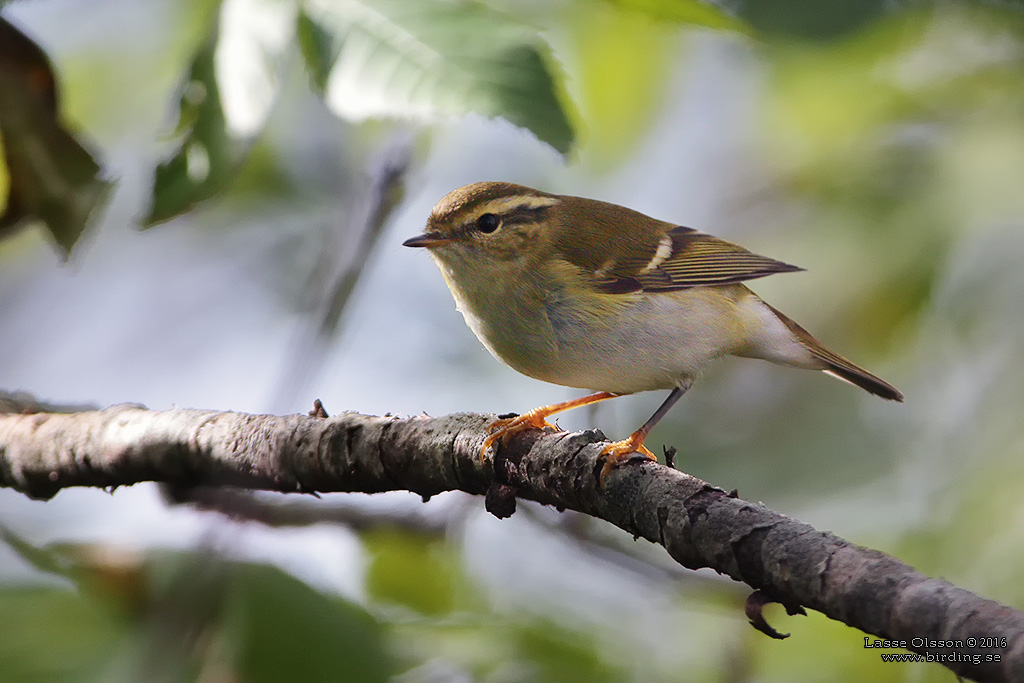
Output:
top-left (403, 182), bottom-right (561, 268)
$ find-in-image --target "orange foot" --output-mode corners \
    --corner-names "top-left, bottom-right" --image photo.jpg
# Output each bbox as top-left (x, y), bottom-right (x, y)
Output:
top-left (480, 392), bottom-right (619, 464)
top-left (480, 409), bottom-right (561, 462)
top-left (599, 432), bottom-right (657, 485)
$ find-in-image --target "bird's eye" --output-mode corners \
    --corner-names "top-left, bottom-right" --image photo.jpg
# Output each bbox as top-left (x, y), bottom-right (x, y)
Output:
top-left (475, 213), bottom-right (500, 233)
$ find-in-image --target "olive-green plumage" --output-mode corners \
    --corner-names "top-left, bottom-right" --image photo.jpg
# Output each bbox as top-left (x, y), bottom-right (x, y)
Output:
top-left (407, 181), bottom-right (902, 402)
top-left (404, 181), bottom-right (902, 474)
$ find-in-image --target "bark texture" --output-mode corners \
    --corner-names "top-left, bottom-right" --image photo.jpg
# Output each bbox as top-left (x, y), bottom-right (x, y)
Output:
top-left (1, 404), bottom-right (1022, 682)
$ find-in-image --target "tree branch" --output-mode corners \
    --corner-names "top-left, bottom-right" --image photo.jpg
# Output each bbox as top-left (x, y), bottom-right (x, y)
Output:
top-left (1, 403), bottom-right (1022, 682)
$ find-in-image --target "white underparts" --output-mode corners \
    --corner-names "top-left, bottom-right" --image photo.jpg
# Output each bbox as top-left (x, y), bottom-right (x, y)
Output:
top-left (740, 297), bottom-right (819, 369)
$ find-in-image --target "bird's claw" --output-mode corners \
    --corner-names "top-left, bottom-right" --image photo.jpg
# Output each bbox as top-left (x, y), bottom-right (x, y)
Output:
top-left (480, 411), bottom-right (561, 463)
top-left (598, 436), bottom-right (656, 485)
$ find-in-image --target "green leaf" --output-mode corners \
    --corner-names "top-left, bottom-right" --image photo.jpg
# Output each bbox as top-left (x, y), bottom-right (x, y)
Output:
top-left (0, 133), bottom-right (9, 217)
top-left (297, 9), bottom-right (341, 92)
top-left (302, 0), bottom-right (575, 153)
top-left (568, 3), bottom-right (675, 162)
top-left (364, 529), bottom-right (458, 616)
top-left (515, 620), bottom-right (620, 683)
top-left (0, 527), bottom-right (76, 582)
top-left (729, 0), bottom-right (889, 40)
top-left (144, 0), bottom-right (295, 225)
top-left (0, 18), bottom-right (111, 256)
top-left (0, 588), bottom-right (127, 681)
top-left (606, 0), bottom-right (747, 31)
top-left (224, 562), bottom-right (395, 683)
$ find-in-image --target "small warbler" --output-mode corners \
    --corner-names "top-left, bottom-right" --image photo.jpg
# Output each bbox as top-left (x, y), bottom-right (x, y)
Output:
top-left (404, 182), bottom-right (903, 479)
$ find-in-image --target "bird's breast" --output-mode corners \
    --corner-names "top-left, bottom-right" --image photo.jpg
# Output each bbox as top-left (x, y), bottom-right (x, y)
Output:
top-left (435, 250), bottom-right (753, 394)
top-left (438, 257), bottom-right (562, 379)
top-left (539, 286), bottom-right (749, 393)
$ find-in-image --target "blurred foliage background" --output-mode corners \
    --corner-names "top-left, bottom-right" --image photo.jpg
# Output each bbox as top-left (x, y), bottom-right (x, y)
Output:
top-left (2, 0), bottom-right (1024, 680)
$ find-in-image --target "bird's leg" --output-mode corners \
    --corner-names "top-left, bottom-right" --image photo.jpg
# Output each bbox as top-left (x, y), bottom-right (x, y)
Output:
top-left (600, 382), bottom-right (690, 483)
top-left (482, 391), bottom-right (618, 460)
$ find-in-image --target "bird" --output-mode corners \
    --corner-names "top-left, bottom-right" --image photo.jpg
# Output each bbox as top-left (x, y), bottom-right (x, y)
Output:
top-left (404, 181), bottom-right (903, 480)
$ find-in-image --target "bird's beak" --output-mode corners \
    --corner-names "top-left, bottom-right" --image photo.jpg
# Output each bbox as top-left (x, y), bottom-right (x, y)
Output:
top-left (402, 232), bottom-right (450, 248)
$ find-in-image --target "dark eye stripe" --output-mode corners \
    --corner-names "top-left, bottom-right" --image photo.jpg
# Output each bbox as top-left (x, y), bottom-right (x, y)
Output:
top-left (502, 205), bottom-right (552, 227)
top-left (462, 205), bottom-right (552, 234)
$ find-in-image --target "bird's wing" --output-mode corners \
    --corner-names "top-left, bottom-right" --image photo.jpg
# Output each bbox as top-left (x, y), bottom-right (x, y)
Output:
top-left (591, 226), bottom-right (803, 294)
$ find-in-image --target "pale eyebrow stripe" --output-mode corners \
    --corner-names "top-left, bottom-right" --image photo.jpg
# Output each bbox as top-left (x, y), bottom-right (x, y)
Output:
top-left (464, 195), bottom-right (560, 228)
top-left (479, 195), bottom-right (560, 215)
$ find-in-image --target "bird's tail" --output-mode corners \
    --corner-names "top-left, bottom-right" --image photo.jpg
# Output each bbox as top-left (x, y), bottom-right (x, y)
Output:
top-left (764, 303), bottom-right (904, 402)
